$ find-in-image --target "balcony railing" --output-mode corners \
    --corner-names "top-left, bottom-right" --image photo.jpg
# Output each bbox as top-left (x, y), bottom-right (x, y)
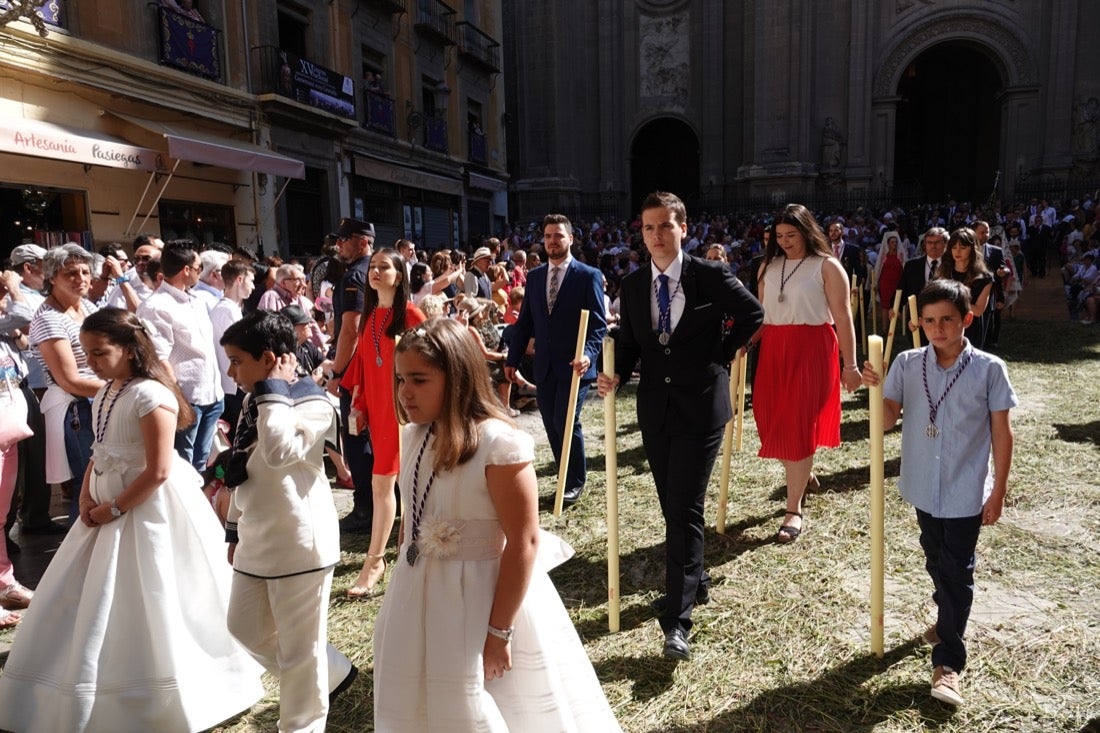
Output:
top-left (468, 128), bottom-right (486, 165)
top-left (455, 21), bottom-right (500, 73)
top-left (424, 115), bottom-right (447, 153)
top-left (0, 0), bottom-right (63, 28)
top-left (365, 89), bottom-right (396, 136)
top-left (413, 0), bottom-right (455, 46)
top-left (251, 45), bottom-right (357, 120)
top-left (156, 5), bottom-right (221, 81)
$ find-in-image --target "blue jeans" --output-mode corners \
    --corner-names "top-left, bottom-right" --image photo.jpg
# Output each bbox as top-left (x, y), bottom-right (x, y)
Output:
top-left (63, 398), bottom-right (94, 525)
top-left (175, 399), bottom-right (225, 471)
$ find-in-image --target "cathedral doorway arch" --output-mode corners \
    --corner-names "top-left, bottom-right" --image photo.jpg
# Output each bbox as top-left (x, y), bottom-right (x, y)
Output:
top-left (893, 42), bottom-right (1003, 203)
top-left (630, 118), bottom-right (699, 215)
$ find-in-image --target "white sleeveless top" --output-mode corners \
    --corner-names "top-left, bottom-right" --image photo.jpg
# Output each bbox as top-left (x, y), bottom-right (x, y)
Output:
top-left (760, 255), bottom-right (834, 326)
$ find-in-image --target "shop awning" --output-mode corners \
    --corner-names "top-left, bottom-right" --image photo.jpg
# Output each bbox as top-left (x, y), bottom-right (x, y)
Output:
top-left (0, 117), bottom-right (162, 171)
top-left (104, 111), bottom-right (306, 179)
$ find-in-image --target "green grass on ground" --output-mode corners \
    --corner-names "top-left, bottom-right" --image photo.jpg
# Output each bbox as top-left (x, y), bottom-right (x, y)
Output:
top-left (3, 320), bottom-right (1097, 732)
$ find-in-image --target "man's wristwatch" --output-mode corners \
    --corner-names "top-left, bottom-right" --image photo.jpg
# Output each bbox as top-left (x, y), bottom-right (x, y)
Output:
top-left (487, 624), bottom-right (513, 643)
top-left (109, 501), bottom-right (125, 517)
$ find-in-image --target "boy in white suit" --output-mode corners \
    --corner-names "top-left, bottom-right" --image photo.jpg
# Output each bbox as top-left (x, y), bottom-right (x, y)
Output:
top-left (220, 310), bottom-right (357, 733)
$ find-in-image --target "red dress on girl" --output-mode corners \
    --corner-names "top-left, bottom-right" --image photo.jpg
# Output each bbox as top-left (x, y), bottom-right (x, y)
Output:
top-left (344, 305), bottom-right (426, 475)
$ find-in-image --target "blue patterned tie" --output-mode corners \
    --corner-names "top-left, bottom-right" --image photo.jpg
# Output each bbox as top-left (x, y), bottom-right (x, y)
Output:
top-left (657, 274), bottom-right (671, 335)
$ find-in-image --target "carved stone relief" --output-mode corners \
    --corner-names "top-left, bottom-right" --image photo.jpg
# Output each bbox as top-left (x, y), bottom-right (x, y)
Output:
top-left (639, 11), bottom-right (690, 111)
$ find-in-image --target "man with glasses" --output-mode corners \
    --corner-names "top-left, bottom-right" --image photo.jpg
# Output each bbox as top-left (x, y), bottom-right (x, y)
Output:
top-left (325, 218), bottom-right (375, 532)
top-left (897, 227), bottom-right (950, 346)
top-left (137, 242), bottom-right (224, 470)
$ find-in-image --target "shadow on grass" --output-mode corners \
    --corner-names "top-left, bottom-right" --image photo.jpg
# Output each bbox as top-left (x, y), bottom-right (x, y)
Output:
top-left (765, 457), bottom-right (900, 502)
top-left (557, 515), bottom-right (775, 642)
top-left (591, 651), bottom-right (679, 702)
top-left (993, 320), bottom-right (1100, 365)
top-left (653, 638), bottom-right (957, 733)
top-left (1053, 419), bottom-right (1100, 449)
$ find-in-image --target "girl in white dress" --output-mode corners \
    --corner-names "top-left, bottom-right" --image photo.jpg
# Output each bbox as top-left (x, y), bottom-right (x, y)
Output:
top-left (374, 317), bottom-right (622, 732)
top-left (0, 308), bottom-right (263, 733)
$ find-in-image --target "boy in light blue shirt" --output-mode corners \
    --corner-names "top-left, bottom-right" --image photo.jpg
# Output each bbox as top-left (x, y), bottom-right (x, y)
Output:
top-left (863, 278), bottom-right (1017, 707)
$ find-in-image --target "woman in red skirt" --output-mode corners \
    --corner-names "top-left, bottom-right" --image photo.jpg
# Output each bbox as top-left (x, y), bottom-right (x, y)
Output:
top-left (752, 204), bottom-right (862, 542)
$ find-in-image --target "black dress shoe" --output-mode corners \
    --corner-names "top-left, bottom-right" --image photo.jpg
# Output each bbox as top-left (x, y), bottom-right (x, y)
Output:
top-left (339, 511), bottom-right (373, 534)
top-left (330, 664), bottom-right (358, 703)
top-left (662, 628), bottom-right (691, 661)
top-left (19, 520), bottom-right (68, 535)
top-left (561, 486), bottom-right (584, 507)
top-left (650, 584), bottom-right (710, 614)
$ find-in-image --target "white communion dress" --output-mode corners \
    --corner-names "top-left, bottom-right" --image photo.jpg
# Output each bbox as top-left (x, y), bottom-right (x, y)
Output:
top-left (373, 418), bottom-right (623, 732)
top-left (0, 379), bottom-right (264, 733)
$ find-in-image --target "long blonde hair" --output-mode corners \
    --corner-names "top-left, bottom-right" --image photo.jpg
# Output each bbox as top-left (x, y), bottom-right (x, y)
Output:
top-left (393, 318), bottom-right (512, 472)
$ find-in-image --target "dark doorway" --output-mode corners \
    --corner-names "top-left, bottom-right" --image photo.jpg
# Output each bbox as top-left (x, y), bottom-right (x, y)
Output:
top-left (894, 43), bottom-right (1002, 203)
top-left (630, 118), bottom-right (699, 215)
top-left (283, 166), bottom-right (328, 256)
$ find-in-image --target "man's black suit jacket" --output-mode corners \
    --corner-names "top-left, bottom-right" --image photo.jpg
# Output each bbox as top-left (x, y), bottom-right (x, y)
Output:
top-left (614, 255), bottom-right (763, 436)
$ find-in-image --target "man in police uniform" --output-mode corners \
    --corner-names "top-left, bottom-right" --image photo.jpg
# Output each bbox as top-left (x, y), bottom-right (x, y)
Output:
top-left (325, 218), bottom-right (375, 532)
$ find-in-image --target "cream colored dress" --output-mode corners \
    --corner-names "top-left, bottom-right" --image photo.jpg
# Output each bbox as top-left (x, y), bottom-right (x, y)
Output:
top-left (0, 379), bottom-right (263, 733)
top-left (373, 419), bottom-right (622, 732)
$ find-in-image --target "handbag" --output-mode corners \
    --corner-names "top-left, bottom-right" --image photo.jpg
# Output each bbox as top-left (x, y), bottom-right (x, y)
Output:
top-left (0, 377), bottom-right (34, 450)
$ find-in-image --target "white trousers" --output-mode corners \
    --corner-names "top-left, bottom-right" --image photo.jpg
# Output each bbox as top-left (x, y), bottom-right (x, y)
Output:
top-left (227, 568), bottom-right (352, 733)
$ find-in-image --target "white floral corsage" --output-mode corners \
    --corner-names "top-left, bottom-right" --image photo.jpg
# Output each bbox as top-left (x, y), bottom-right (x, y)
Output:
top-left (91, 447), bottom-right (128, 476)
top-left (418, 518), bottom-right (465, 559)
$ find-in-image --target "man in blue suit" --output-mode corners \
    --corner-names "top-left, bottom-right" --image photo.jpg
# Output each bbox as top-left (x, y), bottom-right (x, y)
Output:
top-left (505, 214), bottom-right (607, 507)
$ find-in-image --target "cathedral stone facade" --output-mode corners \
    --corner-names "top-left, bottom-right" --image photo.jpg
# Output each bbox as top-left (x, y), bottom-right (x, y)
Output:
top-left (502, 0), bottom-right (1100, 220)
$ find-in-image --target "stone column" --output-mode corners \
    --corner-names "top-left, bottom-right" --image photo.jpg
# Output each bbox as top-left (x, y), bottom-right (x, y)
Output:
top-left (869, 96), bottom-right (900, 190)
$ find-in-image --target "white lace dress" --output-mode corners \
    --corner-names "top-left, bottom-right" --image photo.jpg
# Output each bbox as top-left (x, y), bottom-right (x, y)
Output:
top-left (373, 418), bottom-right (622, 732)
top-left (0, 379), bottom-right (263, 733)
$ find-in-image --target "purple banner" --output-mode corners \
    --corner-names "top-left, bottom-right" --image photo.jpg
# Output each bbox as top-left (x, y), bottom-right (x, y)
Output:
top-left (158, 7), bottom-right (220, 81)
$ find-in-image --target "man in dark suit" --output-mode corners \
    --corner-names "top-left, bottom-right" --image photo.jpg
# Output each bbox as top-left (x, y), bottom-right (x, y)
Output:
top-left (827, 218), bottom-right (865, 285)
top-left (974, 220), bottom-right (1007, 347)
top-left (597, 192), bottom-right (763, 661)
top-left (506, 214), bottom-right (606, 507)
top-left (896, 227), bottom-right (949, 346)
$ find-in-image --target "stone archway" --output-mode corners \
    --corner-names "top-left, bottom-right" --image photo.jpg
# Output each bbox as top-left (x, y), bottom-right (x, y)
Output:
top-left (871, 13), bottom-right (1039, 201)
top-left (894, 42), bottom-right (1003, 202)
top-left (630, 117), bottom-right (699, 215)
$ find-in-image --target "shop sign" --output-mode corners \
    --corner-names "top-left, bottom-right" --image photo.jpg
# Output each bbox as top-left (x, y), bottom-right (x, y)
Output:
top-left (0, 117), bottom-right (162, 171)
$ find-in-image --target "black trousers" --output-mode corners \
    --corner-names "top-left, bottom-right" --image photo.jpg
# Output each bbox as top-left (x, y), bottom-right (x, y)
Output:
top-left (916, 508), bottom-right (982, 672)
top-left (642, 424), bottom-right (724, 634)
top-left (5, 385), bottom-right (51, 530)
top-left (339, 387), bottom-right (375, 519)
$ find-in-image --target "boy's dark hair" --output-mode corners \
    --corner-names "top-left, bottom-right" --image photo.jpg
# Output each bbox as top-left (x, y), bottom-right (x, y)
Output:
top-left (221, 310), bottom-right (296, 359)
top-left (917, 278), bottom-right (971, 318)
top-left (640, 191), bottom-right (688, 225)
top-left (221, 258), bottom-right (251, 283)
top-left (161, 242), bottom-right (197, 278)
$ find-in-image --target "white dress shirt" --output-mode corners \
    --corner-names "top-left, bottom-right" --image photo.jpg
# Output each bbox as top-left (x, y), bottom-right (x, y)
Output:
top-left (649, 252), bottom-right (686, 332)
top-left (137, 282), bottom-right (224, 405)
